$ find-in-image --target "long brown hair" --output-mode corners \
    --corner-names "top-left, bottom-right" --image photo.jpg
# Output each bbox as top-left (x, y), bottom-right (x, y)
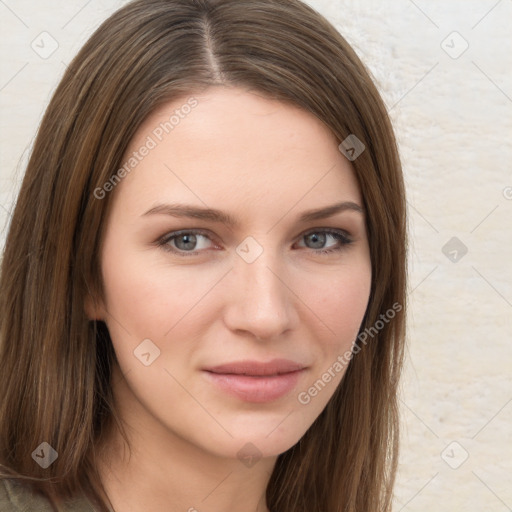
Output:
top-left (0, 1), bottom-right (407, 510)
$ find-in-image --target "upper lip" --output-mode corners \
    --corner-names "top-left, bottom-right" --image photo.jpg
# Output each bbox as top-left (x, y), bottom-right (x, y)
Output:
top-left (203, 358), bottom-right (307, 376)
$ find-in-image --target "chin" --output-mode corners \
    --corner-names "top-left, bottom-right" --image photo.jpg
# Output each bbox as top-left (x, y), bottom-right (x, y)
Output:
top-left (195, 407), bottom-right (314, 460)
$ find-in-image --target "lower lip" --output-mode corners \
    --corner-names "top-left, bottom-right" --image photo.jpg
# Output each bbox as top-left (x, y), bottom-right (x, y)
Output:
top-left (203, 369), bottom-right (305, 403)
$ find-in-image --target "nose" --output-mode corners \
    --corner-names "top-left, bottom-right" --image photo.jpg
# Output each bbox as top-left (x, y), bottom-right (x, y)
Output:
top-left (223, 246), bottom-right (298, 341)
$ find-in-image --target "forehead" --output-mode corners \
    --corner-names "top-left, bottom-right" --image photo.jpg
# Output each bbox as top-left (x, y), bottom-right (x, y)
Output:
top-left (113, 86), bottom-right (362, 219)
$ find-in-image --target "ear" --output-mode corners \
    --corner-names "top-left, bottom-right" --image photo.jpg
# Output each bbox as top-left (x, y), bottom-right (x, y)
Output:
top-left (84, 290), bottom-right (106, 321)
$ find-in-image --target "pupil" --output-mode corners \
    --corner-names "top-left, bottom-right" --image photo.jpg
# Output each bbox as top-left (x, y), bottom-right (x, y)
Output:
top-left (177, 234), bottom-right (196, 250)
top-left (308, 232), bottom-right (325, 248)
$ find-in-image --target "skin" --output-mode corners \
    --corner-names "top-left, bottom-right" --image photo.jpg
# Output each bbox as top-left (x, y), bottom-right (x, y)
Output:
top-left (87, 86), bottom-right (372, 512)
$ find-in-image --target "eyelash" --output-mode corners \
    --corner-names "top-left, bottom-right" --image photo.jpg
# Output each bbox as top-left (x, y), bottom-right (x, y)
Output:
top-left (156, 228), bottom-right (353, 257)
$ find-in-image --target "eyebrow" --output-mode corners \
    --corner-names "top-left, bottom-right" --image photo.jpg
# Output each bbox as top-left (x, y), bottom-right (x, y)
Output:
top-left (142, 201), bottom-right (364, 227)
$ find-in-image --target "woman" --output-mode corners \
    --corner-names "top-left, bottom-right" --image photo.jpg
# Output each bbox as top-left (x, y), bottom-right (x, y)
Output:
top-left (0, 0), bottom-right (407, 510)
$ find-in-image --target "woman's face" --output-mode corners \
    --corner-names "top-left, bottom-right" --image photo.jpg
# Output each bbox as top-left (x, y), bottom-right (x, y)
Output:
top-left (91, 86), bottom-right (371, 460)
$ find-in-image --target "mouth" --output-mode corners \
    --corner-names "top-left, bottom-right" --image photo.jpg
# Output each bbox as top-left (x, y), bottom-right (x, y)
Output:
top-left (202, 359), bottom-right (307, 403)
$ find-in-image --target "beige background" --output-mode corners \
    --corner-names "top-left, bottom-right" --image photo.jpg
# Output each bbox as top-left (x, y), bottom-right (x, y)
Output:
top-left (1, 1), bottom-right (511, 510)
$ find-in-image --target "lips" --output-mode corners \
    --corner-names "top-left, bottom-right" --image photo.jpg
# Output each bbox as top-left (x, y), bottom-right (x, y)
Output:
top-left (202, 358), bottom-right (307, 403)
top-left (204, 358), bottom-right (306, 376)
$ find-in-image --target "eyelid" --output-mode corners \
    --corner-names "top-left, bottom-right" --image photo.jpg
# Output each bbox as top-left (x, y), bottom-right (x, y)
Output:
top-left (300, 227), bottom-right (352, 241)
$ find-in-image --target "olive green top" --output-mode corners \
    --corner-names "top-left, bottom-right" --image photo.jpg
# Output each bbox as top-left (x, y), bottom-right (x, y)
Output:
top-left (0, 478), bottom-right (96, 511)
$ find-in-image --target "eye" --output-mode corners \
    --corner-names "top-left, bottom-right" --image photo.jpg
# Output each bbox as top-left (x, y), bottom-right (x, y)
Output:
top-left (296, 229), bottom-right (353, 255)
top-left (156, 228), bottom-right (353, 257)
top-left (158, 229), bottom-right (217, 256)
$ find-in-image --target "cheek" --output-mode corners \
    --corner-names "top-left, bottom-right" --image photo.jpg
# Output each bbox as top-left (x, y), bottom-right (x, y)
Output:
top-left (288, 265), bottom-right (371, 416)
top-left (100, 242), bottom-right (217, 340)
top-left (298, 263), bottom-right (372, 351)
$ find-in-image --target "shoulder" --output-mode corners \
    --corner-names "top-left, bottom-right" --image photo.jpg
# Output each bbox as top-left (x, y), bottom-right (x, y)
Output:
top-left (0, 478), bottom-right (95, 512)
top-left (0, 478), bottom-right (54, 511)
